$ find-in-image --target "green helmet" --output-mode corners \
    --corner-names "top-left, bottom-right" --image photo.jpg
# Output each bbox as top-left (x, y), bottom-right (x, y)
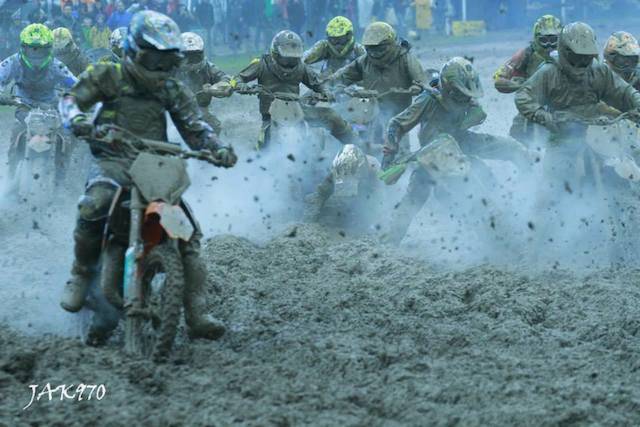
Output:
top-left (440, 57), bottom-right (483, 101)
top-left (533, 15), bottom-right (562, 54)
top-left (270, 30), bottom-right (303, 69)
top-left (326, 16), bottom-right (355, 57)
top-left (604, 31), bottom-right (640, 78)
top-left (362, 21), bottom-right (396, 46)
top-left (558, 22), bottom-right (599, 79)
top-left (20, 23), bottom-right (54, 70)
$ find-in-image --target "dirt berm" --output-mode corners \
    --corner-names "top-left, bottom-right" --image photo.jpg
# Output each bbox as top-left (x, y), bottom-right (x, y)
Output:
top-left (1, 224), bottom-right (640, 426)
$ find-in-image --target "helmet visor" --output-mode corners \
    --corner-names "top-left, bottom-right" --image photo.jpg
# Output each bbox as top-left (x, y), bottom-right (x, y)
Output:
top-left (610, 54), bottom-right (639, 71)
top-left (366, 43), bottom-right (390, 59)
top-left (565, 49), bottom-right (595, 68)
top-left (22, 45), bottom-right (52, 68)
top-left (138, 48), bottom-right (183, 72)
top-left (185, 50), bottom-right (204, 65)
top-left (537, 34), bottom-right (558, 50)
top-left (329, 34), bottom-right (351, 50)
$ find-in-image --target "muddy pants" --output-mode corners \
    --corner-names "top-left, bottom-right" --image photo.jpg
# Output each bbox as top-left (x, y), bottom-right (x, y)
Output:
top-left (509, 113), bottom-right (545, 146)
top-left (384, 167), bottom-right (435, 244)
top-left (201, 106), bottom-right (222, 136)
top-left (457, 131), bottom-right (531, 170)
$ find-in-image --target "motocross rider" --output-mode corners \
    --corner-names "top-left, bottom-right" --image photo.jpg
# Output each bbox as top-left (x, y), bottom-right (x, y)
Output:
top-left (0, 23), bottom-right (77, 178)
top-left (232, 30), bottom-right (359, 149)
top-left (52, 27), bottom-right (89, 76)
top-left (303, 16), bottom-right (366, 77)
top-left (176, 32), bottom-right (231, 135)
top-left (303, 144), bottom-right (381, 223)
top-left (382, 57), bottom-right (530, 244)
top-left (603, 31), bottom-right (640, 90)
top-left (100, 27), bottom-right (127, 63)
top-left (515, 22), bottom-right (640, 253)
top-left (58, 11), bottom-right (237, 344)
top-left (494, 15), bottom-right (562, 142)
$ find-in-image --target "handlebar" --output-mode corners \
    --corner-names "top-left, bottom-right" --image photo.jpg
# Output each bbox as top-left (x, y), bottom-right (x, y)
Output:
top-left (91, 124), bottom-right (226, 167)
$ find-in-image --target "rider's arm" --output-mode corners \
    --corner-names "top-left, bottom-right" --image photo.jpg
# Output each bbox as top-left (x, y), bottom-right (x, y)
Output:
top-left (52, 59), bottom-right (78, 89)
top-left (232, 57), bottom-right (261, 85)
top-left (386, 91), bottom-right (431, 151)
top-left (494, 48), bottom-right (528, 94)
top-left (515, 64), bottom-right (552, 123)
top-left (598, 64), bottom-right (640, 113)
top-left (406, 52), bottom-right (426, 85)
top-left (207, 62), bottom-right (231, 84)
top-left (301, 65), bottom-right (326, 93)
top-left (167, 79), bottom-right (222, 151)
top-left (59, 63), bottom-right (117, 126)
top-left (0, 55), bottom-right (18, 91)
top-left (329, 56), bottom-right (363, 87)
top-left (303, 40), bottom-right (328, 65)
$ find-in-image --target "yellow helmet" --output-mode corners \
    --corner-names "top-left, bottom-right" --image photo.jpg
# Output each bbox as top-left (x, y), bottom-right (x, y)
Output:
top-left (52, 27), bottom-right (74, 51)
top-left (326, 16), bottom-right (353, 38)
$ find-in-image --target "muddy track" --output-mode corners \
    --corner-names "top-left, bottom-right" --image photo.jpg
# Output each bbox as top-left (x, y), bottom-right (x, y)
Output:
top-left (2, 224), bottom-right (640, 426)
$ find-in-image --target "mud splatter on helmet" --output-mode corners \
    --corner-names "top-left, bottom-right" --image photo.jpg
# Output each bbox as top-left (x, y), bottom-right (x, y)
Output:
top-left (326, 16), bottom-right (355, 57)
top-left (270, 30), bottom-right (303, 69)
top-left (533, 15), bottom-right (562, 54)
top-left (440, 57), bottom-right (483, 101)
top-left (604, 31), bottom-right (640, 78)
top-left (558, 22), bottom-right (599, 79)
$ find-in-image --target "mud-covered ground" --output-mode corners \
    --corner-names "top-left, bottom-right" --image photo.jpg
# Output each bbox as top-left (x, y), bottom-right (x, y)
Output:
top-left (2, 29), bottom-right (640, 425)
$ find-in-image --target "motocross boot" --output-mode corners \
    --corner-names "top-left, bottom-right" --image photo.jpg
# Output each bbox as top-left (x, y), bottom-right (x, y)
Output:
top-left (60, 223), bottom-right (102, 313)
top-left (303, 175), bottom-right (334, 222)
top-left (183, 254), bottom-right (226, 340)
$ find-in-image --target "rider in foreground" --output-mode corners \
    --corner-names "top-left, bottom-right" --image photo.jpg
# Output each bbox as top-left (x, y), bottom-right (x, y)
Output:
top-left (58, 11), bottom-right (237, 342)
top-left (0, 23), bottom-right (77, 178)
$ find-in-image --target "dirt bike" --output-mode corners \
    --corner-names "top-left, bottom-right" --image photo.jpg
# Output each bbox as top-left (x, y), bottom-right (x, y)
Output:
top-left (555, 111), bottom-right (640, 263)
top-left (236, 84), bottom-right (332, 201)
top-left (3, 97), bottom-right (69, 199)
top-left (83, 124), bottom-right (225, 361)
top-left (339, 85), bottom-right (419, 158)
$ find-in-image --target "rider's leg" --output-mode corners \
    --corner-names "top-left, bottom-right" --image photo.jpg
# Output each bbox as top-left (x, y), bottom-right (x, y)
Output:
top-left (302, 105), bottom-right (361, 146)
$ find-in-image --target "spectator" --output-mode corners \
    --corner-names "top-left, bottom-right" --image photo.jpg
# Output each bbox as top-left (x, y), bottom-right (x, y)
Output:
top-left (107, 1), bottom-right (132, 29)
top-left (195, 0), bottom-right (215, 52)
top-left (27, 7), bottom-right (48, 24)
top-left (89, 12), bottom-right (111, 48)
top-left (79, 16), bottom-right (94, 49)
top-left (55, 5), bottom-right (78, 31)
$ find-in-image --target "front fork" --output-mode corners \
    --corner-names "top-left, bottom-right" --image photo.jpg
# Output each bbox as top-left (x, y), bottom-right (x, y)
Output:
top-left (123, 187), bottom-right (145, 355)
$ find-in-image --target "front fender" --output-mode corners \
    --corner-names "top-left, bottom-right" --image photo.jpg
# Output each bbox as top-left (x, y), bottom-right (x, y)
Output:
top-left (144, 202), bottom-right (194, 242)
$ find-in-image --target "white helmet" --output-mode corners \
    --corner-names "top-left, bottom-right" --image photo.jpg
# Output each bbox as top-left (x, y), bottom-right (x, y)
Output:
top-left (110, 27), bottom-right (127, 58)
top-left (181, 32), bottom-right (205, 70)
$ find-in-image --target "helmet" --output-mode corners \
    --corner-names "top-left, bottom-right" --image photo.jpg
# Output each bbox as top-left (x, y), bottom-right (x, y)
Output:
top-left (20, 23), bottom-right (54, 70)
top-left (110, 27), bottom-right (127, 58)
top-left (326, 16), bottom-right (355, 57)
top-left (558, 22), bottom-right (599, 79)
top-left (124, 11), bottom-right (183, 73)
top-left (52, 27), bottom-right (74, 52)
top-left (331, 144), bottom-right (370, 198)
top-left (362, 22), bottom-right (397, 64)
top-left (604, 31), bottom-right (640, 78)
top-left (362, 21), bottom-right (396, 46)
top-left (533, 15), bottom-right (562, 54)
top-left (181, 32), bottom-right (205, 70)
top-left (440, 57), bottom-right (483, 102)
top-left (270, 30), bottom-right (303, 69)
top-left (326, 16), bottom-right (353, 38)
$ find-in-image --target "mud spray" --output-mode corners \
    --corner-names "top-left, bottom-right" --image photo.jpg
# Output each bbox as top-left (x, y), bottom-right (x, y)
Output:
top-left (2, 39), bottom-right (640, 425)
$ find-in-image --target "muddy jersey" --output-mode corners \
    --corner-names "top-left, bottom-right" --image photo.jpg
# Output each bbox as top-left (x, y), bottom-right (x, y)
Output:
top-left (235, 54), bottom-right (325, 117)
top-left (387, 89), bottom-right (487, 149)
top-left (494, 44), bottom-right (548, 94)
top-left (0, 54), bottom-right (76, 105)
top-left (55, 48), bottom-right (89, 77)
top-left (176, 62), bottom-right (230, 107)
top-left (330, 42), bottom-right (425, 116)
top-left (68, 61), bottom-right (214, 168)
top-left (303, 40), bottom-right (366, 75)
top-left (515, 60), bottom-right (640, 138)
